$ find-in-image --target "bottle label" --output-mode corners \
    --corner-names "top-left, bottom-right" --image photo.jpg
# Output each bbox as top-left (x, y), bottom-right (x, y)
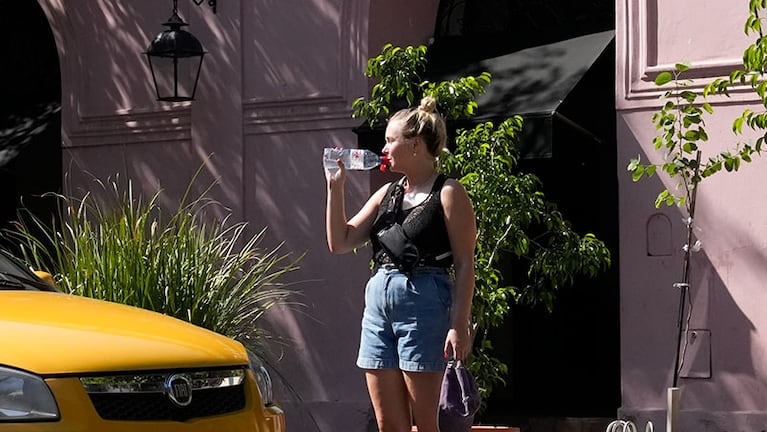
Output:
top-left (348, 149), bottom-right (364, 170)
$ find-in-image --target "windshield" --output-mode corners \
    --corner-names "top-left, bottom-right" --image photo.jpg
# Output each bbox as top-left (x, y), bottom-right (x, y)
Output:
top-left (0, 249), bottom-right (57, 292)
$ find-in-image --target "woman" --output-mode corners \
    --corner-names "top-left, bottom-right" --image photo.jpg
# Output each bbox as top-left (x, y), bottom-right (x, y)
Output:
top-left (325, 96), bottom-right (476, 432)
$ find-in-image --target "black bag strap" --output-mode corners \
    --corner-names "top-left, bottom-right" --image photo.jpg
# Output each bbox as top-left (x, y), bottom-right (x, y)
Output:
top-left (380, 174), bottom-right (449, 232)
top-left (381, 177), bottom-right (406, 226)
top-left (432, 174), bottom-right (448, 197)
top-left (374, 177), bottom-right (408, 268)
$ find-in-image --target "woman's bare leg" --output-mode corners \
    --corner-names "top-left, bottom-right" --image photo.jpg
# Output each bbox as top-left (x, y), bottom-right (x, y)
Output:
top-left (366, 369), bottom-right (412, 432)
top-left (403, 371), bottom-right (443, 432)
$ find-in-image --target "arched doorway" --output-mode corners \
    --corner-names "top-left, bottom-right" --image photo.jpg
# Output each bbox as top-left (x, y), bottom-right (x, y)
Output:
top-left (0, 1), bottom-right (61, 242)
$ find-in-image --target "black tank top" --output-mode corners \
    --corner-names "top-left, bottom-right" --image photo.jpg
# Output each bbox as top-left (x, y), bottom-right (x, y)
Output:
top-left (370, 174), bottom-right (453, 267)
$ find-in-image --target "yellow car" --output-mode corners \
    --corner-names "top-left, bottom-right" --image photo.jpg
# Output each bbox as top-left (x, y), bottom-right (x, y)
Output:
top-left (0, 248), bottom-right (286, 431)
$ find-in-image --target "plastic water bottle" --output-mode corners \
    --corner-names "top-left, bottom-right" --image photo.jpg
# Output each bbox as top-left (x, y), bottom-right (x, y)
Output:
top-left (323, 148), bottom-right (389, 171)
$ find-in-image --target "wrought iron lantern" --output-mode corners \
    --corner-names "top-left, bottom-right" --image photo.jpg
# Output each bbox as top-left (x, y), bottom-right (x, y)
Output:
top-left (145, 0), bottom-right (217, 102)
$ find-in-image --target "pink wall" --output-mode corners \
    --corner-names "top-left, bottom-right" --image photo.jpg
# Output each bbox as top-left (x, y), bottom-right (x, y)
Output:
top-left (37, 0), bottom-right (438, 431)
top-left (39, 0), bottom-right (767, 430)
top-left (617, 0), bottom-right (767, 429)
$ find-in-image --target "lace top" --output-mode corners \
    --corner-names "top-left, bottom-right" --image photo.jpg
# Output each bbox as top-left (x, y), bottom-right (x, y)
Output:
top-left (370, 174), bottom-right (452, 267)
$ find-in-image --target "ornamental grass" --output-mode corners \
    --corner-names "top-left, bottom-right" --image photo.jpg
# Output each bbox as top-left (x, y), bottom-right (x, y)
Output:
top-left (4, 175), bottom-right (301, 355)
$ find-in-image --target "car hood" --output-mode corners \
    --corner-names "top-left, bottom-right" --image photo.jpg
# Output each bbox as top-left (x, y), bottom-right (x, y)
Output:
top-left (0, 291), bottom-right (248, 375)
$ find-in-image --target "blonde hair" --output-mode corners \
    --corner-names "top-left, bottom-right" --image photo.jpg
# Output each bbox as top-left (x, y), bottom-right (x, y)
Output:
top-left (389, 96), bottom-right (447, 157)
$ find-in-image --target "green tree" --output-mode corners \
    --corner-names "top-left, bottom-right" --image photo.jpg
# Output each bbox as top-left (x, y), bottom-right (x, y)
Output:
top-left (353, 43), bottom-right (611, 401)
top-left (627, 0), bottom-right (767, 387)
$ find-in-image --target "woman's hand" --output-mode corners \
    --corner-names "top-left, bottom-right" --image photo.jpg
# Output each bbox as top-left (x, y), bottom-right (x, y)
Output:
top-left (325, 158), bottom-right (347, 187)
top-left (444, 327), bottom-right (471, 361)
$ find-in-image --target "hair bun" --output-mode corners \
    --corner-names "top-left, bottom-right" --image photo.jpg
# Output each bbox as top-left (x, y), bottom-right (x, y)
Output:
top-left (419, 96), bottom-right (437, 114)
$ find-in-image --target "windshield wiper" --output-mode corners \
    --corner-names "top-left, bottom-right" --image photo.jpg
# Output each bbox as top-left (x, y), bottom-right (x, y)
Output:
top-left (0, 277), bottom-right (24, 290)
top-left (0, 272), bottom-right (55, 291)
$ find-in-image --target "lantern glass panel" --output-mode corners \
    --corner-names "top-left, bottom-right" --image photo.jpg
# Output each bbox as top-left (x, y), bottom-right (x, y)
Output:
top-left (148, 55), bottom-right (204, 102)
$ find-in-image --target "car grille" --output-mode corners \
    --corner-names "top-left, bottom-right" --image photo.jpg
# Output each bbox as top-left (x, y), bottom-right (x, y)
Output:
top-left (88, 385), bottom-right (245, 421)
top-left (80, 368), bottom-right (246, 422)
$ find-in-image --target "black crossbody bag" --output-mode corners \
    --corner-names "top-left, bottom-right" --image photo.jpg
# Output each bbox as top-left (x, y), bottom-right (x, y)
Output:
top-left (376, 179), bottom-right (420, 272)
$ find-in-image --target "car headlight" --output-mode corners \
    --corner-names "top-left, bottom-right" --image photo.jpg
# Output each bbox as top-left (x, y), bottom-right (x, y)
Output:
top-left (0, 367), bottom-right (59, 421)
top-left (246, 350), bottom-right (274, 406)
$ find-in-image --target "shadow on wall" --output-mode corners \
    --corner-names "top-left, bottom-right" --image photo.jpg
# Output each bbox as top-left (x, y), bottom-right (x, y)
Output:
top-left (676, 193), bottom-right (767, 411)
top-left (40, 2), bottom-right (224, 211)
top-left (243, 0), bottom-right (348, 100)
top-left (621, 243), bottom-right (757, 425)
top-left (617, 115), bottom-right (762, 424)
top-left (686, 247), bottom-right (755, 389)
top-left (246, 131), bottom-right (376, 432)
top-left (40, 1), bottom-right (356, 212)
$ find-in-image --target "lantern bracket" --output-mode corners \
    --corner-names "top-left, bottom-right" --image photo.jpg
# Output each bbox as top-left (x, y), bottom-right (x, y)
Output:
top-left (190, 0), bottom-right (217, 14)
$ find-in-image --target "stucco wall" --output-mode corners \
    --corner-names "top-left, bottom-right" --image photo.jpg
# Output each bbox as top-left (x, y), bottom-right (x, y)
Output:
top-left (616, 0), bottom-right (767, 430)
top-left (35, 0), bottom-right (767, 429)
top-left (37, 0), bottom-right (439, 431)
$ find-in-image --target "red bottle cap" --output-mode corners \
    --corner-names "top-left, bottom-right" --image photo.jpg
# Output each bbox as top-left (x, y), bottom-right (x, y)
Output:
top-left (379, 156), bottom-right (390, 172)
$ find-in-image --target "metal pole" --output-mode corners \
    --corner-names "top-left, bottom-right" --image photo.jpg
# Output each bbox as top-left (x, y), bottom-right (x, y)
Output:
top-left (667, 387), bottom-right (680, 432)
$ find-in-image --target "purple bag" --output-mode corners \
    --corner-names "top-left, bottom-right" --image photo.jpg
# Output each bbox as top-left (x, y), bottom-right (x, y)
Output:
top-left (439, 360), bottom-right (481, 432)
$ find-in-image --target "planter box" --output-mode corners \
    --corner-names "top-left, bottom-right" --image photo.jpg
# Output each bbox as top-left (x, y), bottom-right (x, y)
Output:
top-left (411, 427), bottom-right (519, 432)
top-left (470, 427), bottom-right (520, 432)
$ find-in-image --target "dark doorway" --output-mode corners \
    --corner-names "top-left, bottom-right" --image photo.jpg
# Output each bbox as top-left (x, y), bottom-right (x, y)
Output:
top-left (428, 0), bottom-right (619, 427)
top-left (0, 1), bottom-right (61, 243)
top-left (472, 37), bottom-right (619, 423)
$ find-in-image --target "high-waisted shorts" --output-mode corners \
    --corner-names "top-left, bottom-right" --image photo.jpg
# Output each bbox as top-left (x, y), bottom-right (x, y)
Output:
top-left (357, 265), bottom-right (452, 372)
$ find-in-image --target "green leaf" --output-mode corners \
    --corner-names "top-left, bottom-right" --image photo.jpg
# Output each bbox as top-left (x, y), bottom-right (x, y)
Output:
top-left (655, 190), bottom-right (670, 208)
top-left (680, 90), bottom-right (697, 103)
top-left (757, 80), bottom-right (767, 99)
top-left (734, 116), bottom-right (745, 133)
top-left (698, 128), bottom-right (708, 141)
top-left (655, 72), bottom-right (674, 86)
top-left (684, 114), bottom-right (702, 126)
top-left (666, 193), bottom-right (677, 206)
top-left (684, 130), bottom-right (701, 140)
top-left (632, 165), bottom-right (645, 181)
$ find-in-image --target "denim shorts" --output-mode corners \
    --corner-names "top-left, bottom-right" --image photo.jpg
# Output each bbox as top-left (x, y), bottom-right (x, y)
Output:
top-left (357, 265), bottom-right (453, 372)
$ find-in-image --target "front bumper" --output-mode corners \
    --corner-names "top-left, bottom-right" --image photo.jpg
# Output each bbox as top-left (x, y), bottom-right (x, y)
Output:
top-left (2, 375), bottom-right (286, 432)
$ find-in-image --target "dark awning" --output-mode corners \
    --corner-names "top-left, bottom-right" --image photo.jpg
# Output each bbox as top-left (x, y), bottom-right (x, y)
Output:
top-left (429, 30), bottom-right (615, 158)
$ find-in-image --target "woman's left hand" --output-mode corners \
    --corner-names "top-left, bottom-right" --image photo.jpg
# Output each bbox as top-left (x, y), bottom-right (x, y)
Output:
top-left (444, 328), bottom-right (471, 361)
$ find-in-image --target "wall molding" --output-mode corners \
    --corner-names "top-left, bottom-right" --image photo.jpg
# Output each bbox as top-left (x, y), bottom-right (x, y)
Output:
top-left (65, 108), bottom-right (191, 148)
top-left (242, 0), bottom-right (366, 136)
top-left (243, 96), bottom-right (357, 136)
top-left (622, 0), bottom-right (757, 105)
